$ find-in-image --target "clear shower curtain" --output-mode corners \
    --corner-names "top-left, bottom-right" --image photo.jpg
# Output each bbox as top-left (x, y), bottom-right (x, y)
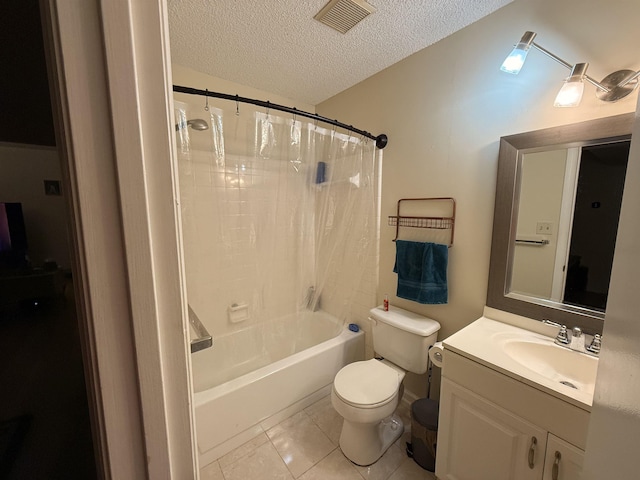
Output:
top-left (175, 98), bottom-right (380, 380)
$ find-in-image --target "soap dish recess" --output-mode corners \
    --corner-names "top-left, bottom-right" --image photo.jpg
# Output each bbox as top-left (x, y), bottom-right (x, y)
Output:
top-left (228, 303), bottom-right (249, 323)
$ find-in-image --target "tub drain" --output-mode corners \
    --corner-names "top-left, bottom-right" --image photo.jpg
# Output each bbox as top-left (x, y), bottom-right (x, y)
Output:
top-left (560, 380), bottom-right (578, 389)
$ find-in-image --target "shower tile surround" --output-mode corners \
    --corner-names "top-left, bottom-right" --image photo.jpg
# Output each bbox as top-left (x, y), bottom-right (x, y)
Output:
top-left (200, 394), bottom-right (435, 480)
top-left (180, 150), bottom-right (313, 325)
top-left (177, 101), bottom-right (380, 358)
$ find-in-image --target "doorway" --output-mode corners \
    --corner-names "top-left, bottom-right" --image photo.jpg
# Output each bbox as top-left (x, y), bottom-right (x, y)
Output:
top-left (0, 1), bottom-right (97, 478)
top-left (563, 141), bottom-right (630, 310)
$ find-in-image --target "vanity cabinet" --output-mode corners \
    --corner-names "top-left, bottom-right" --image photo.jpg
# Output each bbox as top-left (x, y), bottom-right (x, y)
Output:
top-left (542, 435), bottom-right (584, 480)
top-left (436, 350), bottom-right (588, 480)
top-left (438, 378), bottom-right (547, 479)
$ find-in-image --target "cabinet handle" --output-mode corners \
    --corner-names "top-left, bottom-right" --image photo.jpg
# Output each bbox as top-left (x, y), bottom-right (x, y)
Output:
top-left (528, 436), bottom-right (537, 469)
top-left (552, 451), bottom-right (561, 480)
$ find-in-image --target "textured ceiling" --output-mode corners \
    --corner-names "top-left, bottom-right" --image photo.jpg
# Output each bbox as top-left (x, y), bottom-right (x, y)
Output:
top-left (168, 0), bottom-right (513, 105)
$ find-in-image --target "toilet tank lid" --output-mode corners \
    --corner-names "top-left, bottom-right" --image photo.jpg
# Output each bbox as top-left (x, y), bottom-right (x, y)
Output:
top-left (369, 306), bottom-right (440, 336)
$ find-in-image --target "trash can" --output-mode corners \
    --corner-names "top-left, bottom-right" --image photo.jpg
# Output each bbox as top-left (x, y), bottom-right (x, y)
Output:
top-left (407, 398), bottom-right (438, 471)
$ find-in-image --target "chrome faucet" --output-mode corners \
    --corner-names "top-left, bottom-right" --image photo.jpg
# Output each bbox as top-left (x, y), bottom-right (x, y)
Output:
top-left (569, 327), bottom-right (584, 352)
top-left (553, 324), bottom-right (570, 346)
top-left (543, 320), bottom-right (601, 356)
top-left (305, 286), bottom-right (320, 311)
top-left (586, 334), bottom-right (602, 355)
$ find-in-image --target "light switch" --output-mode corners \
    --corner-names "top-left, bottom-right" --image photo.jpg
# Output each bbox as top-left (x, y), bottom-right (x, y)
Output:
top-left (536, 222), bottom-right (553, 235)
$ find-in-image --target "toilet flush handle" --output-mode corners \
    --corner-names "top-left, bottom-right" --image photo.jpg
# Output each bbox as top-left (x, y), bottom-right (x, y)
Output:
top-left (368, 316), bottom-right (377, 327)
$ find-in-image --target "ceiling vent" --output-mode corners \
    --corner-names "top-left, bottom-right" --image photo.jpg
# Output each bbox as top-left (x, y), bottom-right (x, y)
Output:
top-left (314, 0), bottom-right (377, 34)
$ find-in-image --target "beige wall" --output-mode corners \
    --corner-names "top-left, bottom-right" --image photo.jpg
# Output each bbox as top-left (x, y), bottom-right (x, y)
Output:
top-left (172, 64), bottom-right (314, 113)
top-left (0, 143), bottom-right (70, 268)
top-left (317, 0), bottom-right (640, 397)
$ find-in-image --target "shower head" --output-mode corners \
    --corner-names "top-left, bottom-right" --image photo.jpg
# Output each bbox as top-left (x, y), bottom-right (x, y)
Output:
top-left (187, 119), bottom-right (209, 131)
top-left (175, 118), bottom-right (209, 132)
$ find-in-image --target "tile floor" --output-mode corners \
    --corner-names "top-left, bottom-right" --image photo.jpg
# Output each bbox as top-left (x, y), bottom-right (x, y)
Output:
top-left (200, 395), bottom-right (436, 480)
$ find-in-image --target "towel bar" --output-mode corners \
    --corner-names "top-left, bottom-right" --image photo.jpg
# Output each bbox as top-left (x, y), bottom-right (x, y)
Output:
top-left (515, 238), bottom-right (550, 246)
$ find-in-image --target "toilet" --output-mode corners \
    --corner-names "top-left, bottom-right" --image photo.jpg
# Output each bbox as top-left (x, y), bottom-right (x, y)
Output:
top-left (332, 305), bottom-right (440, 466)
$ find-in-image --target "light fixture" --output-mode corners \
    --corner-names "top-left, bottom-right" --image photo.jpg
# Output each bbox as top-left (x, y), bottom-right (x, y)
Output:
top-left (554, 63), bottom-right (588, 107)
top-left (501, 31), bottom-right (640, 107)
top-left (500, 31), bottom-right (536, 74)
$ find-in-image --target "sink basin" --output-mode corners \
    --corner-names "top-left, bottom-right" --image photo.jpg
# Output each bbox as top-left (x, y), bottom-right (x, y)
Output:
top-left (501, 339), bottom-right (598, 395)
top-left (443, 314), bottom-right (599, 408)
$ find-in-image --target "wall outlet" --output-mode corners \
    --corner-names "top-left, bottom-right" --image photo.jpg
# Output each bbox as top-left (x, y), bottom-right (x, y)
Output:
top-left (536, 222), bottom-right (553, 235)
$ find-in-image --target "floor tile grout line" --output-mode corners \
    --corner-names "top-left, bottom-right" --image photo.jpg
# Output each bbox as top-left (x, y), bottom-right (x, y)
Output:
top-left (267, 408), bottom-right (341, 479)
top-left (296, 445), bottom-right (340, 479)
top-left (350, 454), bottom-right (369, 480)
top-left (301, 401), bottom-right (369, 479)
top-left (262, 423), bottom-right (297, 479)
top-left (207, 394), bottom-right (423, 480)
top-left (305, 398), bottom-right (407, 480)
top-left (386, 461), bottom-right (403, 480)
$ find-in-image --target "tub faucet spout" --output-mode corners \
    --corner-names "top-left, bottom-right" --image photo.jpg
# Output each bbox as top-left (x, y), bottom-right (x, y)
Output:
top-left (306, 286), bottom-right (320, 311)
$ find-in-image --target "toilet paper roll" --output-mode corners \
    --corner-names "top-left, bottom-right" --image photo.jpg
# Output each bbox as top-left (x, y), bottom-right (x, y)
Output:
top-left (429, 342), bottom-right (444, 368)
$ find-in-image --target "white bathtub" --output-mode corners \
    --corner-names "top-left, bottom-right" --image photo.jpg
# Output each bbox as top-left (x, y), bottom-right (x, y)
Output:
top-left (192, 311), bottom-right (364, 465)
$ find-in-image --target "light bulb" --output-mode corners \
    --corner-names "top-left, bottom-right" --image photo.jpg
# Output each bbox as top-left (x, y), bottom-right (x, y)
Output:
top-left (554, 81), bottom-right (585, 107)
top-left (501, 45), bottom-right (530, 74)
top-left (500, 32), bottom-right (537, 75)
top-left (554, 63), bottom-right (589, 107)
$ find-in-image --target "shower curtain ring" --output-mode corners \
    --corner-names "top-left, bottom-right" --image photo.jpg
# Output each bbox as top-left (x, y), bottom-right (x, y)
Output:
top-left (235, 95), bottom-right (240, 116)
top-left (266, 101), bottom-right (270, 119)
top-left (204, 89), bottom-right (209, 111)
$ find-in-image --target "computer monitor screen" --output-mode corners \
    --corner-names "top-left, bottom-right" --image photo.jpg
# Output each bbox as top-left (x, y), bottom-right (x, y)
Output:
top-left (0, 203), bottom-right (28, 268)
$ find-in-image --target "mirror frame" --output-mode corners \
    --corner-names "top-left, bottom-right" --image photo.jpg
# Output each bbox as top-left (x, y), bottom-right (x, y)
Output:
top-left (487, 113), bottom-right (634, 335)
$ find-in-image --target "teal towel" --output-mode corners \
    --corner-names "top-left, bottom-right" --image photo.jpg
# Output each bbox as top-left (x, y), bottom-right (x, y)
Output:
top-left (393, 240), bottom-right (448, 304)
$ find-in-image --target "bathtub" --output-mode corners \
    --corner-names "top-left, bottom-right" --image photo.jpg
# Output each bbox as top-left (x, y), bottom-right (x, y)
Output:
top-left (192, 311), bottom-right (364, 464)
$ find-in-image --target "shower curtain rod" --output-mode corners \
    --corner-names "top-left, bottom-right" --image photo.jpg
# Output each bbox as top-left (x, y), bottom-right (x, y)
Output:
top-left (173, 85), bottom-right (388, 149)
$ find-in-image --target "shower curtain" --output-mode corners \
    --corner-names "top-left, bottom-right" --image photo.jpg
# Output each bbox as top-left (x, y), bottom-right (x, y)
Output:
top-left (175, 98), bottom-right (380, 373)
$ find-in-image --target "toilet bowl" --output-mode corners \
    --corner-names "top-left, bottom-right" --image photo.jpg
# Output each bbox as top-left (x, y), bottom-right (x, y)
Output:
top-left (332, 306), bottom-right (440, 466)
top-left (331, 358), bottom-right (406, 466)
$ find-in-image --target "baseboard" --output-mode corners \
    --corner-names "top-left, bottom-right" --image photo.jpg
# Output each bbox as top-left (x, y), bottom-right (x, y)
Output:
top-left (401, 389), bottom-right (420, 410)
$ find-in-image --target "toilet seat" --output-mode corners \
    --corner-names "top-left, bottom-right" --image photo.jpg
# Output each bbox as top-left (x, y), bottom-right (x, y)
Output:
top-left (333, 359), bottom-right (401, 408)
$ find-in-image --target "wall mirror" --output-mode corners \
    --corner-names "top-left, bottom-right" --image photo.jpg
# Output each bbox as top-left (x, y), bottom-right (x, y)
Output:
top-left (487, 113), bottom-right (634, 334)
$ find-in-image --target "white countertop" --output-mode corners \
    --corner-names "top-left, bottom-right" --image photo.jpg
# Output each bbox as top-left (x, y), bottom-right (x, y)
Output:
top-left (442, 313), bottom-right (597, 411)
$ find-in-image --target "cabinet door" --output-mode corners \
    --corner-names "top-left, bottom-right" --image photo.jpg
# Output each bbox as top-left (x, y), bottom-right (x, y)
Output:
top-left (542, 434), bottom-right (584, 480)
top-left (436, 378), bottom-right (547, 480)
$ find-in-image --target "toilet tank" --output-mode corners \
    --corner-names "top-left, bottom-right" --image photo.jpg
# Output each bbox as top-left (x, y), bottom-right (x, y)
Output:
top-left (369, 306), bottom-right (440, 375)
